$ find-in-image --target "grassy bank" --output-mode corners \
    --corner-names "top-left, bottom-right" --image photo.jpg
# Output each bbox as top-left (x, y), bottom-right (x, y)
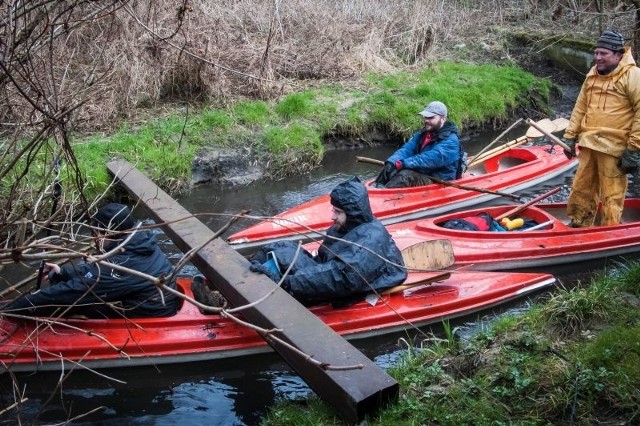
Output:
top-left (264, 262), bottom-right (640, 425)
top-left (74, 61), bottom-right (551, 199)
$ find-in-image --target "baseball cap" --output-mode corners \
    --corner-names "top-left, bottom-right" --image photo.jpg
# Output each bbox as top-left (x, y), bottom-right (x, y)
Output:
top-left (419, 101), bottom-right (448, 118)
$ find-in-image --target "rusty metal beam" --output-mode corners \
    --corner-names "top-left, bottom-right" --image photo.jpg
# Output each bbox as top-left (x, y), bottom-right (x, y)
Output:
top-left (107, 159), bottom-right (398, 423)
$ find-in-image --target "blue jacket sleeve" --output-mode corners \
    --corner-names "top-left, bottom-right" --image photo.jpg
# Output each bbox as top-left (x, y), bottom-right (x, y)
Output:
top-left (6, 267), bottom-right (102, 315)
top-left (387, 131), bottom-right (422, 164)
top-left (388, 130), bottom-right (461, 180)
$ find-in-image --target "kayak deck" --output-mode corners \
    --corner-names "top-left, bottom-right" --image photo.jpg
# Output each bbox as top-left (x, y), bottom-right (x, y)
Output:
top-left (389, 199), bottom-right (640, 270)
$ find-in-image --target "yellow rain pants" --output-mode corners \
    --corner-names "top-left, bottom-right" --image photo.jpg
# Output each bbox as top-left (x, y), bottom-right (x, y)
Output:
top-left (567, 147), bottom-right (628, 226)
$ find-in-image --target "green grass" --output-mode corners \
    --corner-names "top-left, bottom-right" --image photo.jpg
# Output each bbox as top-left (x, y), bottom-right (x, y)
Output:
top-left (234, 100), bottom-right (271, 126)
top-left (74, 124), bottom-right (197, 197)
top-left (262, 123), bottom-right (321, 152)
top-left (275, 92), bottom-right (316, 120)
top-left (199, 108), bottom-right (235, 130)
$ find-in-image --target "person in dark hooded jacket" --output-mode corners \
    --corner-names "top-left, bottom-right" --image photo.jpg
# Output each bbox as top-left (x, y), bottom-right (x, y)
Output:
top-left (250, 177), bottom-right (407, 306)
top-left (5, 203), bottom-right (179, 318)
top-left (374, 101), bottom-right (464, 188)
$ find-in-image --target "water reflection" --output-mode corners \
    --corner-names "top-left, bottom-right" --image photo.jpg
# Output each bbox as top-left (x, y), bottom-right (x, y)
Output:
top-left (178, 146), bottom-right (396, 239)
top-left (2, 354), bottom-right (287, 425)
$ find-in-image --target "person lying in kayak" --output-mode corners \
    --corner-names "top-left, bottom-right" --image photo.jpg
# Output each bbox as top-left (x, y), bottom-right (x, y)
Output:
top-left (374, 100), bottom-right (465, 188)
top-left (249, 176), bottom-right (407, 306)
top-left (4, 203), bottom-right (179, 319)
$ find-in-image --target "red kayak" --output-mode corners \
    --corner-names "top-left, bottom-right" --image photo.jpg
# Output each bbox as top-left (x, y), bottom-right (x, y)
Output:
top-left (388, 199), bottom-right (640, 271)
top-left (227, 145), bottom-right (577, 250)
top-left (0, 272), bottom-right (555, 372)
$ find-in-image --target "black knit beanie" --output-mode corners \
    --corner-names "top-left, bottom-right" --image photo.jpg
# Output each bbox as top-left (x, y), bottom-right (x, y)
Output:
top-left (595, 29), bottom-right (625, 53)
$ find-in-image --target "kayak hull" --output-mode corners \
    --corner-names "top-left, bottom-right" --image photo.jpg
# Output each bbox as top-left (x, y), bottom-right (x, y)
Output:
top-left (0, 272), bottom-right (555, 372)
top-left (388, 199), bottom-right (640, 270)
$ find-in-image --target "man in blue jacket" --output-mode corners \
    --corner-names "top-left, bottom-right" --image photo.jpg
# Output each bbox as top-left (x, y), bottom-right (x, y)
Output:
top-left (374, 101), bottom-right (464, 188)
top-left (4, 203), bottom-right (179, 318)
top-left (250, 177), bottom-right (407, 306)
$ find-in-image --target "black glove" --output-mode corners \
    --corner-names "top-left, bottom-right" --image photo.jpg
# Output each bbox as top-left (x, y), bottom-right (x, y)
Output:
top-left (618, 149), bottom-right (640, 174)
top-left (47, 270), bottom-right (62, 283)
top-left (374, 161), bottom-right (397, 186)
top-left (249, 261), bottom-right (282, 283)
top-left (561, 137), bottom-right (576, 159)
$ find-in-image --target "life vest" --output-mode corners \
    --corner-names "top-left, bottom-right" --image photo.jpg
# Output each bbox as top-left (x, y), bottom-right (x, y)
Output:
top-left (440, 212), bottom-right (493, 231)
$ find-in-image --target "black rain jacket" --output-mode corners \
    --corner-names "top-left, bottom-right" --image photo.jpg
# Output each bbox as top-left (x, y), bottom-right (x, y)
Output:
top-left (6, 230), bottom-right (178, 318)
top-left (255, 177), bottom-right (407, 305)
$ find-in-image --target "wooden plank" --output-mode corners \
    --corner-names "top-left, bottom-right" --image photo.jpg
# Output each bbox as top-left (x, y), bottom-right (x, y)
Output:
top-left (107, 160), bottom-right (398, 423)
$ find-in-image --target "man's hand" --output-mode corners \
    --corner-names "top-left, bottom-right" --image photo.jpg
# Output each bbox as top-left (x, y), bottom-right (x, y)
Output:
top-left (618, 149), bottom-right (640, 174)
top-left (561, 137), bottom-right (576, 159)
top-left (374, 161), bottom-right (397, 186)
top-left (42, 262), bottom-right (61, 283)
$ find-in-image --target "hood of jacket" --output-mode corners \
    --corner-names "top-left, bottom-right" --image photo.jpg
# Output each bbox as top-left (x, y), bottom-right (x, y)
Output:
top-left (103, 230), bottom-right (157, 255)
top-left (329, 176), bottom-right (374, 234)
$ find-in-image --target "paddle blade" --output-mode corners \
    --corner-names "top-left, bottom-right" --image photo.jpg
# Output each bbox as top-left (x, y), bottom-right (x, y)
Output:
top-left (526, 118), bottom-right (556, 139)
top-left (551, 117), bottom-right (569, 132)
top-left (526, 117), bottom-right (569, 139)
top-left (401, 239), bottom-right (455, 270)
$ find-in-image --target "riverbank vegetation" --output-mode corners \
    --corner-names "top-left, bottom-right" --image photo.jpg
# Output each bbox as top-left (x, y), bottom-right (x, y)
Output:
top-left (2, 1), bottom-right (637, 233)
top-left (265, 262), bottom-right (640, 425)
top-left (3, 1), bottom-right (638, 197)
top-left (73, 61), bottom-right (550, 198)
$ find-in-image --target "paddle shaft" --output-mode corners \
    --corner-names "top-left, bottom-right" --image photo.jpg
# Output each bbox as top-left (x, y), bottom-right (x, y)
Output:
top-left (495, 187), bottom-right (561, 221)
top-left (36, 157), bottom-right (63, 290)
top-left (467, 136), bottom-right (528, 168)
top-left (523, 220), bottom-right (554, 231)
top-left (355, 156), bottom-right (520, 201)
top-left (525, 118), bottom-right (571, 152)
top-left (381, 272), bottom-right (451, 295)
top-left (469, 118), bottom-right (569, 167)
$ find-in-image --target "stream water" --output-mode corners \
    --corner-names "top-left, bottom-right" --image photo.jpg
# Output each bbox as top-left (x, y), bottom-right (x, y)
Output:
top-left (3, 120), bottom-right (640, 425)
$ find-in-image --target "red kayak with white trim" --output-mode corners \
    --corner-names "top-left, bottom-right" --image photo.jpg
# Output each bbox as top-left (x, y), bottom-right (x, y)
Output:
top-left (227, 145), bottom-right (576, 250)
top-left (388, 199), bottom-right (640, 270)
top-left (0, 272), bottom-right (555, 372)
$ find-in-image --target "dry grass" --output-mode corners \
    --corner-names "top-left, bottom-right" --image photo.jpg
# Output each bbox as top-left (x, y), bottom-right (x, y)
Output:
top-left (2, 1), bottom-right (638, 134)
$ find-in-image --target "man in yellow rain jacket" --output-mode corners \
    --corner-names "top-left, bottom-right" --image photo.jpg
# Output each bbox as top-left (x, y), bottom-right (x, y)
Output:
top-left (562, 29), bottom-right (640, 227)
